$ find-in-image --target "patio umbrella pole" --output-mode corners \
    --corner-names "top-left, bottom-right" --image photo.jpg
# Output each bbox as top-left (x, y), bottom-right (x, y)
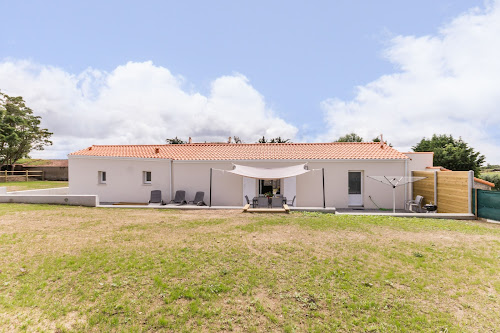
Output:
top-left (209, 168), bottom-right (212, 207)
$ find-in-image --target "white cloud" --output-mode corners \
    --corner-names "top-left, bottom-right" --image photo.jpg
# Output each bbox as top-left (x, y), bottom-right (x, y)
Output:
top-left (321, 1), bottom-right (500, 163)
top-left (0, 61), bottom-right (297, 158)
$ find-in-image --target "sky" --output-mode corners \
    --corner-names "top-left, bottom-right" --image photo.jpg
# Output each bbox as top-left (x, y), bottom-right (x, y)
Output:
top-left (1, 0), bottom-right (499, 163)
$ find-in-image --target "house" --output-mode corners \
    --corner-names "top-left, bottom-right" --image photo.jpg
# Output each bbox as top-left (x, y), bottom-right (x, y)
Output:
top-left (68, 142), bottom-right (434, 208)
top-left (14, 159), bottom-right (68, 181)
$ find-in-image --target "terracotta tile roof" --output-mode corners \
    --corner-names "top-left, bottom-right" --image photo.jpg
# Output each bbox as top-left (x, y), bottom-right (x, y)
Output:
top-left (21, 159), bottom-right (68, 167)
top-left (474, 177), bottom-right (495, 187)
top-left (70, 142), bottom-right (409, 161)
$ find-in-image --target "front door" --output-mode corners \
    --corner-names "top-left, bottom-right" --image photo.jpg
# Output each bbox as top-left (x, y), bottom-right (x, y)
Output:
top-left (348, 171), bottom-right (363, 206)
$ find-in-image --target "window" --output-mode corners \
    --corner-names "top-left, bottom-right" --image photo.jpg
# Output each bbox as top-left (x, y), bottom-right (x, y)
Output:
top-left (259, 179), bottom-right (281, 196)
top-left (98, 171), bottom-right (106, 184)
top-left (143, 171), bottom-right (152, 184)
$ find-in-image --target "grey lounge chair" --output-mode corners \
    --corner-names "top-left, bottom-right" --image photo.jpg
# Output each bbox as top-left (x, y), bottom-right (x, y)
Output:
top-left (245, 195), bottom-right (252, 207)
top-left (271, 197), bottom-right (283, 208)
top-left (149, 190), bottom-right (166, 205)
top-left (170, 190), bottom-right (187, 205)
top-left (189, 191), bottom-right (206, 206)
top-left (256, 197), bottom-right (269, 208)
top-left (287, 195), bottom-right (296, 207)
top-left (408, 195), bottom-right (424, 212)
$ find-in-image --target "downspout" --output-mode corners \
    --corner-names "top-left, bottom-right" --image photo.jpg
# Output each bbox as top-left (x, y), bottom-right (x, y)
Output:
top-left (404, 159), bottom-right (408, 207)
top-left (169, 160), bottom-right (173, 202)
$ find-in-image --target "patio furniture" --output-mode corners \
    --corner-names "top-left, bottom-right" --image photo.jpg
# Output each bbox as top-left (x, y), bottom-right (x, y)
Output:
top-left (408, 195), bottom-right (424, 213)
top-left (256, 196), bottom-right (269, 208)
top-left (170, 190), bottom-right (187, 205)
top-left (423, 203), bottom-right (437, 213)
top-left (287, 195), bottom-right (296, 207)
top-left (149, 190), bottom-right (166, 205)
top-left (405, 195), bottom-right (422, 211)
top-left (271, 197), bottom-right (283, 208)
top-left (188, 191), bottom-right (206, 206)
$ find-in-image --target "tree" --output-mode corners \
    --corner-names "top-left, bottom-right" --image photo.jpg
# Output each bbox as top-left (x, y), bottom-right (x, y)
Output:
top-left (257, 136), bottom-right (291, 143)
top-left (412, 134), bottom-right (485, 176)
top-left (0, 92), bottom-right (52, 168)
top-left (335, 133), bottom-right (363, 142)
top-left (165, 137), bottom-right (186, 144)
top-left (233, 136), bottom-right (242, 143)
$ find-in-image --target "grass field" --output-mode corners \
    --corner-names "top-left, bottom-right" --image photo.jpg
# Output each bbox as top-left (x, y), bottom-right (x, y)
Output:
top-left (0, 181), bottom-right (68, 192)
top-left (0, 205), bottom-right (499, 332)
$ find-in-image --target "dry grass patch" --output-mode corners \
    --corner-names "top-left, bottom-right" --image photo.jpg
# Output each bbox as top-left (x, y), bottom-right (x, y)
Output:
top-left (0, 204), bottom-right (499, 332)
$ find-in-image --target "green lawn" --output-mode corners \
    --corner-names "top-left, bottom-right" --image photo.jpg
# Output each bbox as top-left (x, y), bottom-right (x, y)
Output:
top-left (0, 181), bottom-right (68, 192)
top-left (0, 205), bottom-right (499, 332)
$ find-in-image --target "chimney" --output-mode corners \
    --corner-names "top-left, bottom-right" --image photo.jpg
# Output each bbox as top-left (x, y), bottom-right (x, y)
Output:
top-left (188, 137), bottom-right (192, 144)
top-left (228, 136), bottom-right (232, 143)
top-left (380, 134), bottom-right (384, 148)
top-left (155, 148), bottom-right (160, 154)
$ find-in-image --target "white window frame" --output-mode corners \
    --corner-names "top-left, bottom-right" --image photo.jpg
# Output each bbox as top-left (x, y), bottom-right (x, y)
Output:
top-left (98, 171), bottom-right (107, 184)
top-left (143, 171), bottom-right (152, 184)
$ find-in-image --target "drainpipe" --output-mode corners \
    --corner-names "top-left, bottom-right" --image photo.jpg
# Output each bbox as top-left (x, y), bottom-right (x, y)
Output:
top-left (404, 159), bottom-right (408, 207)
top-left (169, 160), bottom-right (173, 202)
top-left (209, 168), bottom-right (213, 207)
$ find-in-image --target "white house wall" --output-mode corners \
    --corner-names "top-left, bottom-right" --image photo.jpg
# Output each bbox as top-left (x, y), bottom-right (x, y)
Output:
top-left (69, 156), bottom-right (172, 203)
top-left (172, 160), bottom-right (407, 209)
top-left (69, 157), bottom-right (426, 208)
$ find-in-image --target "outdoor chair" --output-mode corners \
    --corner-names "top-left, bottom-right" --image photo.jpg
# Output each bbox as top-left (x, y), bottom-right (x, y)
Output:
top-left (149, 190), bottom-right (166, 205)
top-left (271, 197), bottom-right (283, 208)
top-left (287, 195), bottom-right (296, 207)
top-left (170, 190), bottom-right (187, 205)
top-left (256, 196), bottom-right (269, 208)
top-left (408, 195), bottom-right (424, 213)
top-left (188, 191), bottom-right (206, 206)
top-left (245, 195), bottom-right (253, 207)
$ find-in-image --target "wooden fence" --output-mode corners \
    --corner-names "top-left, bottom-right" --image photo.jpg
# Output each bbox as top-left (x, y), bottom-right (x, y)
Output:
top-left (0, 170), bottom-right (44, 182)
top-left (412, 170), bottom-right (471, 213)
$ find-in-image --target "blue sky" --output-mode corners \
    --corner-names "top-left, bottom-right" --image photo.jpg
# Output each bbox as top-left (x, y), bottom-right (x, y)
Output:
top-left (1, 0), bottom-right (499, 162)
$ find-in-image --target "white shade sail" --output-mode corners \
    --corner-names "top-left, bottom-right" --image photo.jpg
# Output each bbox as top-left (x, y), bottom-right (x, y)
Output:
top-left (226, 164), bottom-right (310, 180)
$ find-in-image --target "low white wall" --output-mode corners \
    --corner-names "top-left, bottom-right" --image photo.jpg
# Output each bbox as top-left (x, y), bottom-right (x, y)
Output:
top-left (0, 187), bottom-right (6, 194)
top-left (0, 194), bottom-right (98, 207)
top-left (7, 187), bottom-right (69, 195)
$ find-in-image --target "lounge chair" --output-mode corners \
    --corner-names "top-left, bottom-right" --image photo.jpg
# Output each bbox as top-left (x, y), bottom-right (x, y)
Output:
top-left (256, 196), bottom-right (269, 208)
top-left (149, 190), bottom-right (166, 205)
top-left (188, 191), bottom-right (206, 206)
top-left (408, 195), bottom-right (424, 212)
top-left (287, 195), bottom-right (296, 207)
top-left (271, 197), bottom-right (283, 208)
top-left (245, 195), bottom-right (252, 207)
top-left (170, 190), bottom-right (187, 205)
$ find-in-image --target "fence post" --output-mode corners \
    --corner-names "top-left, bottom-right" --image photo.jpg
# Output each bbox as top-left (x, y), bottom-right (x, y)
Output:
top-left (475, 188), bottom-right (478, 219)
top-left (468, 170), bottom-right (474, 215)
top-left (42, 171), bottom-right (45, 181)
top-left (26, 170), bottom-right (29, 182)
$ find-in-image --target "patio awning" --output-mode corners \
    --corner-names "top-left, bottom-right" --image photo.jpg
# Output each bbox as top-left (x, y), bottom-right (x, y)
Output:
top-left (226, 164), bottom-right (310, 180)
